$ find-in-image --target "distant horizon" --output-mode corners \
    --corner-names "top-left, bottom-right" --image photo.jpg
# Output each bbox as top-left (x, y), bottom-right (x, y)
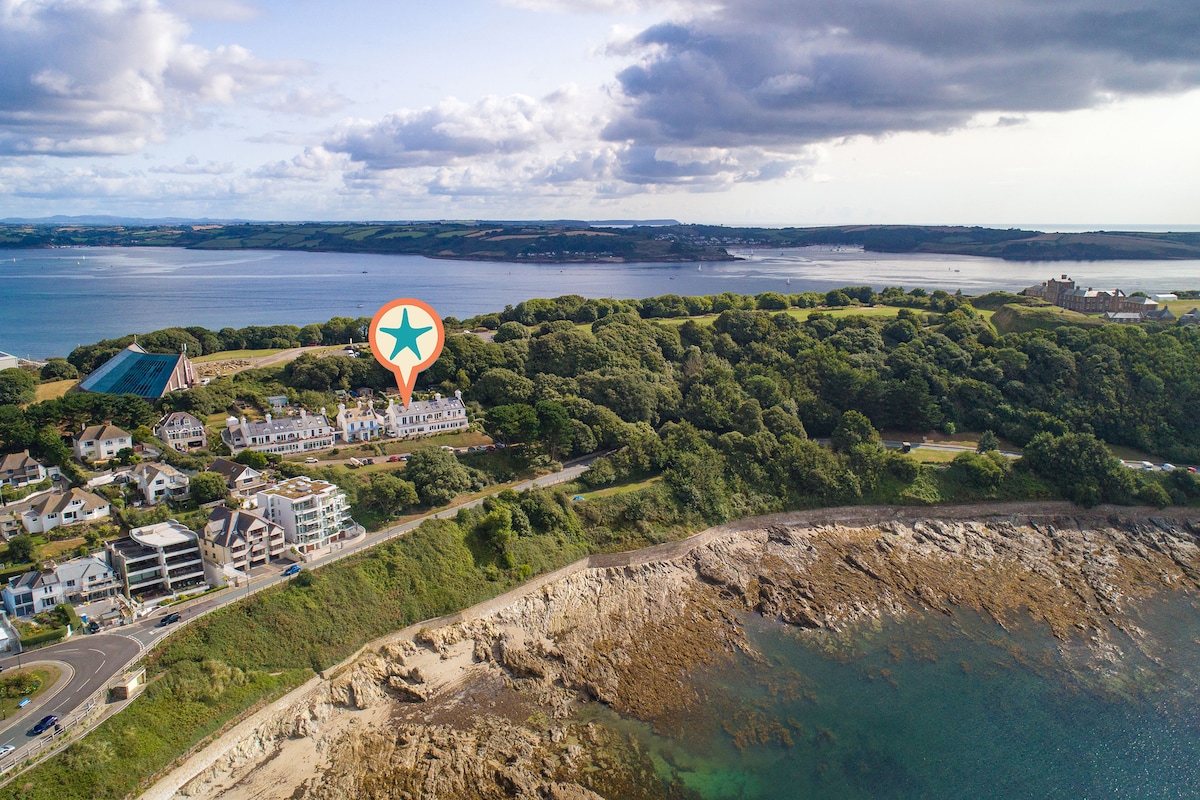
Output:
top-left (3, 217), bottom-right (1199, 235)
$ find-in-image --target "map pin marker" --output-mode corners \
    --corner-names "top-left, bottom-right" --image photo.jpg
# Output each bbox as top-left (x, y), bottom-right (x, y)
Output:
top-left (368, 298), bottom-right (446, 407)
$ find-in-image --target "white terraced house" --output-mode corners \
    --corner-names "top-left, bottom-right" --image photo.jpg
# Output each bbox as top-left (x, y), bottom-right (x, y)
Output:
top-left (335, 401), bottom-right (384, 442)
top-left (257, 476), bottom-right (355, 555)
top-left (221, 409), bottom-right (336, 455)
top-left (383, 391), bottom-right (469, 438)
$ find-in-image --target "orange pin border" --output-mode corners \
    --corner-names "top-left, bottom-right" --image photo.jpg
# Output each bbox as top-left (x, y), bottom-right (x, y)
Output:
top-left (368, 298), bottom-right (445, 407)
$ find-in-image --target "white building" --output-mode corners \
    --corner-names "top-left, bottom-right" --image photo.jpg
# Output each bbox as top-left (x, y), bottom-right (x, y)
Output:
top-left (257, 476), bottom-right (355, 555)
top-left (336, 401), bottom-right (385, 442)
top-left (74, 423), bottom-right (133, 462)
top-left (0, 352), bottom-right (19, 371)
top-left (155, 411), bottom-right (208, 452)
top-left (21, 488), bottom-right (110, 534)
top-left (107, 521), bottom-right (206, 598)
top-left (1, 555), bottom-right (121, 618)
top-left (1, 450), bottom-right (57, 489)
top-left (221, 410), bottom-right (336, 456)
top-left (383, 391), bottom-right (469, 438)
top-left (199, 507), bottom-right (286, 577)
top-left (130, 462), bottom-right (191, 505)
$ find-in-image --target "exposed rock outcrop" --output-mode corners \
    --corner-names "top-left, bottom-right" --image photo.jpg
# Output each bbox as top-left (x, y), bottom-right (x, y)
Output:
top-left (161, 509), bottom-right (1200, 800)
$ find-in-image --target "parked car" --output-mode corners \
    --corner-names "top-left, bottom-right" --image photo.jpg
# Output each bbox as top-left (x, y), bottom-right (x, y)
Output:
top-left (388, 455), bottom-right (403, 462)
top-left (283, 564), bottom-right (302, 577)
top-left (1189, 466), bottom-right (1198, 474)
top-left (0, 744), bottom-right (14, 755)
top-left (1162, 463), bottom-right (1176, 471)
top-left (158, 612), bottom-right (181, 627)
top-left (30, 715), bottom-right (57, 735)
top-left (304, 457), bottom-right (319, 464)
top-left (1141, 461), bottom-right (1155, 470)
top-left (363, 458), bottom-right (375, 465)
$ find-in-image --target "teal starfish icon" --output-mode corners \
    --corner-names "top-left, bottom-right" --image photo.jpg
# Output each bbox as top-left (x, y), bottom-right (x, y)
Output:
top-left (380, 309), bottom-right (433, 360)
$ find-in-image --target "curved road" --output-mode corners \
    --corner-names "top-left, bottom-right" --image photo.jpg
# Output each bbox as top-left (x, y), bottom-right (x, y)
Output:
top-left (0, 632), bottom-right (139, 751)
top-left (0, 455), bottom-right (596, 770)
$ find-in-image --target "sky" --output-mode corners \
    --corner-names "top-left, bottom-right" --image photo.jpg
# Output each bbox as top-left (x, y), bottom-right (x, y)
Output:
top-left (0, 0), bottom-right (1198, 226)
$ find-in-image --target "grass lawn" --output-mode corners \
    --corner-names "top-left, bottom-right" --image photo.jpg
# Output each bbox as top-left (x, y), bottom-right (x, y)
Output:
top-left (35, 380), bottom-right (76, 401)
top-left (0, 666), bottom-right (62, 718)
top-left (906, 446), bottom-right (966, 464)
top-left (571, 476), bottom-right (662, 500)
top-left (39, 535), bottom-right (88, 561)
top-left (192, 348), bottom-right (285, 363)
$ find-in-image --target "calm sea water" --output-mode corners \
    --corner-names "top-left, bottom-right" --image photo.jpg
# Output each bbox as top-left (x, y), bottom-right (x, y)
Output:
top-left (595, 596), bottom-right (1200, 800)
top-left (2, 246), bottom-right (1199, 359)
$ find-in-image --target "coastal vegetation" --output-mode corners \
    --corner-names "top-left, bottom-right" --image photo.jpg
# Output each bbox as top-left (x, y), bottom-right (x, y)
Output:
top-left (4, 221), bottom-right (1200, 262)
top-left (2, 287), bottom-right (1200, 798)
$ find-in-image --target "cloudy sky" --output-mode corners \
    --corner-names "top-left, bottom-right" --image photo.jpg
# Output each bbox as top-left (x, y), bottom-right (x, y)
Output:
top-left (0, 0), bottom-right (1197, 225)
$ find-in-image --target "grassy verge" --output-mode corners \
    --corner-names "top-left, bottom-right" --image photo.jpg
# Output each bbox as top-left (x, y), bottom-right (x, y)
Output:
top-left (191, 348), bottom-right (285, 363)
top-left (0, 667), bottom-right (61, 719)
top-left (34, 380), bottom-right (76, 402)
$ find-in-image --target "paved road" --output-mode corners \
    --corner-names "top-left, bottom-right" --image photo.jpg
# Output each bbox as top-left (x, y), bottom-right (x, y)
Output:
top-left (0, 633), bottom-right (139, 749)
top-left (0, 455), bottom-right (596, 761)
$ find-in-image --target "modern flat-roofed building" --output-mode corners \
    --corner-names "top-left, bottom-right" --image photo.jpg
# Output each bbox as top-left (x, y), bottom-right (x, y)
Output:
top-left (257, 476), bottom-right (354, 555)
top-left (383, 391), bottom-right (469, 438)
top-left (155, 411), bottom-right (208, 452)
top-left (221, 410), bottom-right (336, 455)
top-left (107, 520), bottom-right (206, 598)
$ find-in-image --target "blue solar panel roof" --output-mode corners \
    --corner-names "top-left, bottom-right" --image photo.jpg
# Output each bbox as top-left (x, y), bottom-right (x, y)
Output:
top-left (79, 347), bottom-right (182, 399)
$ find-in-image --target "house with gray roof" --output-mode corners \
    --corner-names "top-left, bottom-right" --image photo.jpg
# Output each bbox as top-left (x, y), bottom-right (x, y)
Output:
top-left (130, 461), bottom-right (190, 505)
top-left (221, 410), bottom-right (335, 455)
top-left (1, 450), bottom-right (57, 489)
top-left (200, 507), bottom-right (285, 579)
top-left (207, 458), bottom-right (267, 496)
top-left (21, 488), bottom-right (110, 534)
top-left (74, 423), bottom-right (133, 462)
top-left (155, 411), bottom-right (207, 452)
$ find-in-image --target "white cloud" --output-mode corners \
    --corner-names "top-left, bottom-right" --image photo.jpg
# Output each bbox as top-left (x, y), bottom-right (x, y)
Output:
top-left (325, 88), bottom-right (591, 169)
top-left (0, 0), bottom-right (308, 156)
top-left (167, 0), bottom-right (261, 22)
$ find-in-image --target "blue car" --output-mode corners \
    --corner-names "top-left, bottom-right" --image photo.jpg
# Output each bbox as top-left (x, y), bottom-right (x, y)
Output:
top-left (283, 564), bottom-right (302, 577)
top-left (30, 714), bottom-right (57, 735)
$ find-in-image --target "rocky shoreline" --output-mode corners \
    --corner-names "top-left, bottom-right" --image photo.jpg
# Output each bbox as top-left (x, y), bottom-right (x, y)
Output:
top-left (148, 505), bottom-right (1200, 800)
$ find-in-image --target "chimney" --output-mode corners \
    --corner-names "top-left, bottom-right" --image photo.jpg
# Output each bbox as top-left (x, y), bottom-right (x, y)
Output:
top-left (434, 393), bottom-right (442, 401)
top-left (300, 408), bottom-right (307, 419)
top-left (454, 389), bottom-right (462, 401)
top-left (265, 413), bottom-right (272, 423)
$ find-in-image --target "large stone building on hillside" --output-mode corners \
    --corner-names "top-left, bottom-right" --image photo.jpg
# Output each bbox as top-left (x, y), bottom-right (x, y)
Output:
top-left (221, 410), bottom-right (336, 456)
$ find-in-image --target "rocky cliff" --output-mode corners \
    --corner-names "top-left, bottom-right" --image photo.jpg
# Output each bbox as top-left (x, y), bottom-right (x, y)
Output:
top-left (160, 509), bottom-right (1200, 800)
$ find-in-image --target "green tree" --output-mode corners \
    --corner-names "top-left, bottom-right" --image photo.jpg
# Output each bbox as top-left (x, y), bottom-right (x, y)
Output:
top-left (234, 450), bottom-right (269, 470)
top-left (1020, 432), bottom-right (1134, 507)
top-left (0, 368), bottom-right (37, 406)
top-left (39, 359), bottom-right (78, 382)
top-left (7, 534), bottom-right (38, 564)
top-left (534, 400), bottom-right (573, 460)
top-left (977, 430), bottom-right (1000, 453)
top-left (831, 410), bottom-right (881, 453)
top-left (190, 472), bottom-right (230, 505)
top-left (404, 448), bottom-right (472, 506)
top-left (485, 404), bottom-right (540, 444)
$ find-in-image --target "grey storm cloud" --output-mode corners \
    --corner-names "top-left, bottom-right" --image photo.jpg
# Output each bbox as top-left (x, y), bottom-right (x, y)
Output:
top-left (603, 0), bottom-right (1200, 148)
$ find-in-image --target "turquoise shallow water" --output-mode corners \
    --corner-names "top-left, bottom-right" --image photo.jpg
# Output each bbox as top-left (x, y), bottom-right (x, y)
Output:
top-left (595, 595), bottom-right (1200, 800)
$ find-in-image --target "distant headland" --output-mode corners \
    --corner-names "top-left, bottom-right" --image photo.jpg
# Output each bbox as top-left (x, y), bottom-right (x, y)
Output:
top-left (2, 221), bottom-right (1200, 263)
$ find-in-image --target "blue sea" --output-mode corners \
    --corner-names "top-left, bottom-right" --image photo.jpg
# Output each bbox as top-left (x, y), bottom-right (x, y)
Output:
top-left (594, 596), bottom-right (1200, 800)
top-left (2, 246), bottom-right (1199, 359)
